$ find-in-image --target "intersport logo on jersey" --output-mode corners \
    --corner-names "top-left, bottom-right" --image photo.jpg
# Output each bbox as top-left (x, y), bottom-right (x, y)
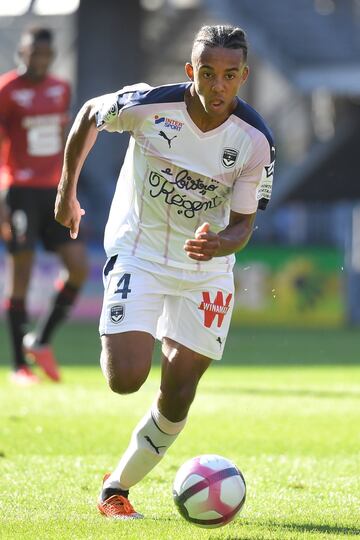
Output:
top-left (198, 291), bottom-right (233, 328)
top-left (154, 115), bottom-right (183, 131)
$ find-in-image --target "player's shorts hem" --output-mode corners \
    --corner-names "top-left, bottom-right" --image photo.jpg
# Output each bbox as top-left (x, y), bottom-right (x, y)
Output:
top-left (160, 332), bottom-right (222, 361)
top-left (99, 324), bottom-right (157, 339)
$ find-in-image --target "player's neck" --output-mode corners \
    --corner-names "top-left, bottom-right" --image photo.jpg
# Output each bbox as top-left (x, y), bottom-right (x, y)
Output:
top-left (18, 66), bottom-right (47, 84)
top-left (185, 87), bottom-right (235, 132)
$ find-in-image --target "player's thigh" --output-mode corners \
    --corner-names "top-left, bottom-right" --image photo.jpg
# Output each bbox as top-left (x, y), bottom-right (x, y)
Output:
top-left (5, 187), bottom-right (39, 253)
top-left (100, 331), bottom-right (155, 393)
top-left (99, 257), bottom-right (165, 382)
top-left (157, 271), bottom-right (235, 361)
top-left (99, 256), bottom-right (166, 338)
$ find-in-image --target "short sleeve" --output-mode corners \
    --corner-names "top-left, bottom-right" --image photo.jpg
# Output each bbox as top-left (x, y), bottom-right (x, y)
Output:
top-left (95, 83), bottom-right (152, 134)
top-left (95, 92), bottom-right (122, 133)
top-left (231, 134), bottom-right (275, 214)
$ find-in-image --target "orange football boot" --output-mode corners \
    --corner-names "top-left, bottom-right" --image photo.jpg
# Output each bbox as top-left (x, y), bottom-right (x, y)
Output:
top-left (97, 474), bottom-right (143, 519)
top-left (23, 334), bottom-right (61, 382)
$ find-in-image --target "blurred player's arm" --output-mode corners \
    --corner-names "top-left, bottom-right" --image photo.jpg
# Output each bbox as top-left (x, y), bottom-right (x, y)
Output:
top-left (0, 131), bottom-right (12, 242)
top-left (0, 189), bottom-right (12, 242)
top-left (55, 100), bottom-right (98, 239)
top-left (184, 211), bottom-right (256, 262)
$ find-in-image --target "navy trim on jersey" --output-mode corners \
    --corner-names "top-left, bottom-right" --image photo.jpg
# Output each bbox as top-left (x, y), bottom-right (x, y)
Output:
top-left (118, 82), bottom-right (191, 111)
top-left (233, 98), bottom-right (274, 150)
top-left (233, 98), bottom-right (275, 211)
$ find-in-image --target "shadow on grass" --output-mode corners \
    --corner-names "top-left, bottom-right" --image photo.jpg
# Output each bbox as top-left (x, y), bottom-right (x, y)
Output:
top-left (201, 386), bottom-right (360, 400)
top-left (281, 522), bottom-right (360, 536)
top-left (211, 520), bottom-right (360, 539)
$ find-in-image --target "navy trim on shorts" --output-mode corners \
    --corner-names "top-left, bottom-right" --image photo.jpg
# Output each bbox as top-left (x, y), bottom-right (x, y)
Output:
top-left (103, 255), bottom-right (118, 277)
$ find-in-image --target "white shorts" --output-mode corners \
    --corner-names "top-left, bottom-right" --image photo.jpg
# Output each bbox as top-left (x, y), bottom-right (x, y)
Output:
top-left (99, 255), bottom-right (234, 360)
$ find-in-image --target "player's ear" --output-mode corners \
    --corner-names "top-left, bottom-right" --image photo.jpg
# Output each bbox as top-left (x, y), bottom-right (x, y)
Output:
top-left (240, 65), bottom-right (249, 84)
top-left (16, 46), bottom-right (24, 62)
top-left (185, 62), bottom-right (194, 81)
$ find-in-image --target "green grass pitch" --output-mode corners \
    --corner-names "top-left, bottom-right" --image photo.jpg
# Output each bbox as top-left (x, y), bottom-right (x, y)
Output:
top-left (0, 322), bottom-right (359, 539)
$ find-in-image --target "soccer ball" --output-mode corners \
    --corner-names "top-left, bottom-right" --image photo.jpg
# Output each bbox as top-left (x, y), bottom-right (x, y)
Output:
top-left (172, 454), bottom-right (246, 528)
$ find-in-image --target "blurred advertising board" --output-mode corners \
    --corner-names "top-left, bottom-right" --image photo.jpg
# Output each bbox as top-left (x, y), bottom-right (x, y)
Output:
top-left (233, 246), bottom-right (345, 327)
top-left (0, 245), bottom-right (344, 326)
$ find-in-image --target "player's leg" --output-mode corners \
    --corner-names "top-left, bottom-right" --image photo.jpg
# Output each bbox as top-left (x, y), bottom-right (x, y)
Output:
top-left (98, 263), bottom-right (234, 518)
top-left (97, 332), bottom-right (156, 519)
top-left (109, 269), bottom-right (235, 492)
top-left (27, 188), bottom-right (88, 346)
top-left (31, 240), bottom-right (88, 345)
top-left (3, 187), bottom-right (39, 384)
top-left (5, 250), bottom-right (38, 383)
top-left (104, 339), bottom-right (211, 494)
top-left (23, 189), bottom-right (88, 381)
top-left (98, 257), bottom-right (167, 518)
top-left (158, 337), bottom-right (212, 421)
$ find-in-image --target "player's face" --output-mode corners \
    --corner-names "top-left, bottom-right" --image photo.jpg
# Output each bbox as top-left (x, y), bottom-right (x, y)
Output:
top-left (20, 40), bottom-right (54, 80)
top-left (186, 45), bottom-right (248, 119)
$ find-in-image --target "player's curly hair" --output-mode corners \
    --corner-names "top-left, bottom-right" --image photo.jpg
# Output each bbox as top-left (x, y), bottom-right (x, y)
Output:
top-left (192, 25), bottom-right (248, 62)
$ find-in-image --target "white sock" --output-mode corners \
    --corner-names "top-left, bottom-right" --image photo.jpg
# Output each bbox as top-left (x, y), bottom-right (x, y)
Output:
top-left (104, 403), bottom-right (186, 491)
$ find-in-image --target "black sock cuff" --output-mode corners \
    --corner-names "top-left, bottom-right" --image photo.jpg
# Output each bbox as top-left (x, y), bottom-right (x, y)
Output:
top-left (101, 487), bottom-right (129, 502)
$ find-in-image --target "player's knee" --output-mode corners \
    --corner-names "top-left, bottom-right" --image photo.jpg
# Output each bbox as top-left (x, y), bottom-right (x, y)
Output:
top-left (68, 259), bottom-right (89, 286)
top-left (107, 371), bottom-right (146, 395)
top-left (100, 350), bottom-right (147, 394)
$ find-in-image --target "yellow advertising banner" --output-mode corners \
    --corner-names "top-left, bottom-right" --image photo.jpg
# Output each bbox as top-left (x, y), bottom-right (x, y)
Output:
top-left (233, 246), bottom-right (344, 327)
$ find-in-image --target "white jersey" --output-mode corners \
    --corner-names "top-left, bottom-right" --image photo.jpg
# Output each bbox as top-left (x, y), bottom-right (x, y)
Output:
top-left (95, 82), bottom-right (275, 272)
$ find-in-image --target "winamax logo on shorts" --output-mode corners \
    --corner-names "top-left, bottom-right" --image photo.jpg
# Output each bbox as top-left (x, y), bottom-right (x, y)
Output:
top-left (154, 115), bottom-right (184, 131)
top-left (198, 291), bottom-right (233, 328)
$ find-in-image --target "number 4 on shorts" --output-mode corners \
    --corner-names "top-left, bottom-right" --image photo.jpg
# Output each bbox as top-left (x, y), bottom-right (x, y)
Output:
top-left (114, 273), bottom-right (132, 298)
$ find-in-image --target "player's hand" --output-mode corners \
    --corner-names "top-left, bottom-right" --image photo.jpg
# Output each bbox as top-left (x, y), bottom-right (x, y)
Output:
top-left (184, 222), bottom-right (221, 261)
top-left (54, 191), bottom-right (85, 239)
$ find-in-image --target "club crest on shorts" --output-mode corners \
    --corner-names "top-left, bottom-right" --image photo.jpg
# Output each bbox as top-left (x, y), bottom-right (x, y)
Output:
top-left (110, 304), bottom-right (125, 324)
top-left (222, 148), bottom-right (238, 168)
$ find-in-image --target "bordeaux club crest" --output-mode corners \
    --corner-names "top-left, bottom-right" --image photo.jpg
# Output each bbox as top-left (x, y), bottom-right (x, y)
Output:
top-left (222, 148), bottom-right (239, 168)
top-left (110, 304), bottom-right (125, 324)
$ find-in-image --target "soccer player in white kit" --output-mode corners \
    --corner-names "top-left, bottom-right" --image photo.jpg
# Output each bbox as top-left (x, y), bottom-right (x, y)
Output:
top-left (55, 24), bottom-right (275, 519)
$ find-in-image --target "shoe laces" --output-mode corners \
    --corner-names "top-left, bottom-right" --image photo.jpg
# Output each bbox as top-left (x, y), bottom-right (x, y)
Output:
top-left (105, 495), bottom-right (136, 515)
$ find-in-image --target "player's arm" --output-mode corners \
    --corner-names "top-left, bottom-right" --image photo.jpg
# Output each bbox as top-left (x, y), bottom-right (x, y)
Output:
top-left (0, 189), bottom-right (12, 242)
top-left (0, 130), bottom-right (12, 242)
top-left (184, 211), bottom-right (256, 262)
top-left (55, 99), bottom-right (98, 239)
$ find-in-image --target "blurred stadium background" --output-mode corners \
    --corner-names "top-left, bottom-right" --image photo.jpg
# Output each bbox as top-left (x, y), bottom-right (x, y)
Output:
top-left (1, 0), bottom-right (360, 335)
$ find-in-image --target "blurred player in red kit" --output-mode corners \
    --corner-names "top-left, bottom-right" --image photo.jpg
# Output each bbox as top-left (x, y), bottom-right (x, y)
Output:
top-left (0, 27), bottom-right (88, 385)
